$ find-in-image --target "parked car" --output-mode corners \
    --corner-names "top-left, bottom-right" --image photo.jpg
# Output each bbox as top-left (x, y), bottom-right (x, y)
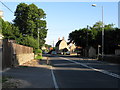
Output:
top-left (51, 51), bottom-right (57, 55)
top-left (66, 51), bottom-right (70, 55)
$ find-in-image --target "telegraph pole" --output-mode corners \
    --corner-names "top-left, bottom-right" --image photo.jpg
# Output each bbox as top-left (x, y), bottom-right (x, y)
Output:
top-left (86, 25), bottom-right (89, 47)
top-left (53, 40), bottom-right (54, 48)
top-left (38, 28), bottom-right (40, 49)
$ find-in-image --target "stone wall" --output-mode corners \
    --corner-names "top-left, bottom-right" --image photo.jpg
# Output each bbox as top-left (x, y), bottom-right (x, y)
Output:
top-left (12, 43), bottom-right (34, 65)
top-left (102, 55), bottom-right (120, 64)
top-left (88, 47), bottom-right (96, 58)
top-left (2, 39), bottom-right (34, 70)
top-left (15, 53), bottom-right (34, 65)
top-left (115, 49), bottom-right (120, 56)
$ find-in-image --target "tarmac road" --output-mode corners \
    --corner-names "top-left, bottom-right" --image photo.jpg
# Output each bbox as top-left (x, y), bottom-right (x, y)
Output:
top-left (49, 56), bottom-right (120, 88)
top-left (0, 40), bottom-right (2, 72)
top-left (2, 55), bottom-right (120, 89)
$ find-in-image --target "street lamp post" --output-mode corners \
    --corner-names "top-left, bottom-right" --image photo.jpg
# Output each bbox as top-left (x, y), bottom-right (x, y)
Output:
top-left (92, 4), bottom-right (104, 60)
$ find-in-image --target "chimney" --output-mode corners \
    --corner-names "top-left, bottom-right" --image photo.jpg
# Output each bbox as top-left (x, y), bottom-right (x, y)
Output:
top-left (62, 37), bottom-right (64, 40)
top-left (58, 37), bottom-right (60, 41)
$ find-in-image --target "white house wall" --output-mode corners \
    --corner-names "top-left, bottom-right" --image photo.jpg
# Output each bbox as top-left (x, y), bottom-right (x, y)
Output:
top-left (59, 40), bottom-right (69, 50)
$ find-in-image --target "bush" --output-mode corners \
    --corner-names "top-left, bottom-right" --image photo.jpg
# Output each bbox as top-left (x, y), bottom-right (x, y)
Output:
top-left (35, 55), bottom-right (42, 60)
top-left (34, 49), bottom-right (42, 60)
top-left (36, 49), bottom-right (42, 53)
top-left (18, 36), bottom-right (38, 49)
top-left (34, 49), bottom-right (42, 54)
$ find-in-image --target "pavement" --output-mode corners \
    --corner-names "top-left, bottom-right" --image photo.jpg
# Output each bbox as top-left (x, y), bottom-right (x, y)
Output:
top-left (2, 59), bottom-right (55, 88)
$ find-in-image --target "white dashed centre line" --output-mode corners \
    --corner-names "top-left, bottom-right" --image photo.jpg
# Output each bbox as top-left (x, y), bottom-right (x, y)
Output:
top-left (50, 66), bottom-right (59, 90)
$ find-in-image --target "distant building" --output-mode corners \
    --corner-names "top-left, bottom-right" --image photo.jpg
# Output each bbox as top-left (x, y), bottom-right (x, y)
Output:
top-left (68, 41), bottom-right (76, 53)
top-left (0, 34), bottom-right (3, 45)
top-left (0, 34), bottom-right (3, 39)
top-left (41, 46), bottom-right (46, 50)
top-left (55, 37), bottom-right (69, 54)
top-left (55, 37), bottom-right (76, 54)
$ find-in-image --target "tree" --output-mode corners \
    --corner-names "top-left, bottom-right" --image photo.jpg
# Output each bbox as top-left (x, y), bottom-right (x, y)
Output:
top-left (14, 3), bottom-right (47, 48)
top-left (0, 17), bottom-right (3, 34)
top-left (68, 28), bottom-right (93, 48)
top-left (2, 20), bottom-right (20, 39)
top-left (68, 21), bottom-right (119, 54)
top-left (19, 36), bottom-right (38, 49)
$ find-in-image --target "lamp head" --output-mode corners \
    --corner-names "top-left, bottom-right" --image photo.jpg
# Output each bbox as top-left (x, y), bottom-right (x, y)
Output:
top-left (92, 4), bottom-right (96, 7)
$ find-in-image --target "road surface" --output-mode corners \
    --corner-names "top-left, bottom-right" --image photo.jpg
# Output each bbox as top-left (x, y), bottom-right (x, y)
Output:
top-left (2, 55), bottom-right (120, 88)
top-left (0, 40), bottom-right (2, 90)
top-left (49, 56), bottom-right (120, 88)
top-left (0, 40), bottom-right (2, 72)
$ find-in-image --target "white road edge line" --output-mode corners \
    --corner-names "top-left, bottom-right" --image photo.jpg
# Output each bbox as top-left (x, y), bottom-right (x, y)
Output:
top-left (50, 66), bottom-right (59, 90)
top-left (60, 57), bottom-right (120, 79)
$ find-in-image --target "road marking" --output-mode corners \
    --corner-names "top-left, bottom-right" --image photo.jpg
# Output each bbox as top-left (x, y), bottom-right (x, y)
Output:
top-left (50, 66), bottom-right (59, 90)
top-left (60, 57), bottom-right (120, 79)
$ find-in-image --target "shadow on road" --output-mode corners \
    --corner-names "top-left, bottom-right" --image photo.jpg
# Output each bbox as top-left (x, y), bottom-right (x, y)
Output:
top-left (2, 65), bottom-right (54, 88)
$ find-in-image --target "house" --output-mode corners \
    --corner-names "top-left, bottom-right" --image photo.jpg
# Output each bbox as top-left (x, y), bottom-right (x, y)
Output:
top-left (55, 37), bottom-right (76, 54)
top-left (0, 34), bottom-right (3, 39)
top-left (68, 41), bottom-right (76, 53)
top-left (0, 34), bottom-right (3, 45)
top-left (55, 37), bottom-right (69, 54)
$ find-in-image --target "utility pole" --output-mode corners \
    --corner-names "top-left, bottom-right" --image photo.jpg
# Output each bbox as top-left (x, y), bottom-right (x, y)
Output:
top-left (92, 4), bottom-right (104, 60)
top-left (101, 6), bottom-right (104, 60)
top-left (86, 25), bottom-right (89, 47)
top-left (38, 28), bottom-right (40, 49)
top-left (53, 40), bottom-right (54, 48)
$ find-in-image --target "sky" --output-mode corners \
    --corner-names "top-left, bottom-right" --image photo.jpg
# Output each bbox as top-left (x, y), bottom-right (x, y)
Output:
top-left (0, 1), bottom-right (118, 46)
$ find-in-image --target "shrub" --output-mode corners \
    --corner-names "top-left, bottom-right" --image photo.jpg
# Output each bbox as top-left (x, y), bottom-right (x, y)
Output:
top-left (35, 55), bottom-right (42, 60)
top-left (34, 49), bottom-right (42, 60)
top-left (34, 49), bottom-right (42, 54)
top-left (36, 49), bottom-right (42, 53)
top-left (18, 36), bottom-right (38, 49)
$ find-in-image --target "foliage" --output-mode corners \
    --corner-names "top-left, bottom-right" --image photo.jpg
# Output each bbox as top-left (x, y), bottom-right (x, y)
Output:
top-left (18, 36), bottom-right (38, 49)
top-left (35, 55), bottom-right (42, 60)
top-left (0, 17), bottom-right (3, 34)
top-left (68, 21), bottom-right (120, 54)
top-left (14, 3), bottom-right (47, 48)
top-left (2, 19), bottom-right (21, 40)
top-left (34, 49), bottom-right (42, 59)
top-left (35, 49), bottom-right (42, 54)
top-left (1, 3), bottom-right (47, 50)
top-left (45, 44), bottom-right (52, 48)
